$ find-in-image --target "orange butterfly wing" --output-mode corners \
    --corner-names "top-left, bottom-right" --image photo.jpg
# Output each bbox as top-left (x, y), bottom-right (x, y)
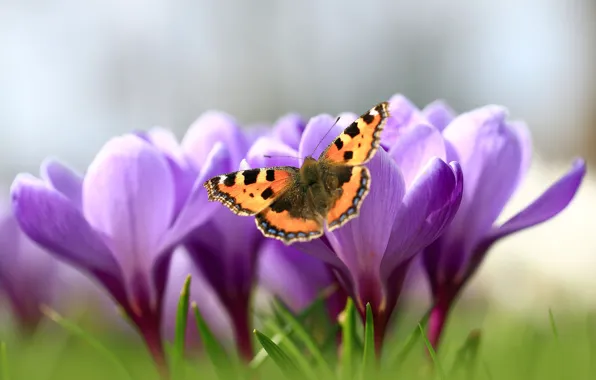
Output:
top-left (320, 102), bottom-right (389, 165)
top-left (326, 165), bottom-right (370, 231)
top-left (204, 167), bottom-right (297, 215)
top-left (256, 205), bottom-right (323, 244)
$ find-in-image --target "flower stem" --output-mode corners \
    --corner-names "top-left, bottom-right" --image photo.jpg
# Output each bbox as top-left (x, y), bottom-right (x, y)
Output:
top-left (139, 322), bottom-right (169, 380)
top-left (428, 298), bottom-right (451, 350)
top-left (230, 304), bottom-right (254, 363)
top-left (373, 311), bottom-right (389, 358)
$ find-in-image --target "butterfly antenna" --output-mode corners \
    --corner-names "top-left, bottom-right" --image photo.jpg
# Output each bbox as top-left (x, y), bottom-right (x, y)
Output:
top-left (310, 116), bottom-right (340, 157)
top-left (263, 154), bottom-right (300, 159)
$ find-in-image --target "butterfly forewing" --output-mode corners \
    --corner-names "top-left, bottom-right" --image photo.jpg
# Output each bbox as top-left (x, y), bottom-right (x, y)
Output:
top-left (204, 166), bottom-right (298, 215)
top-left (320, 102), bottom-right (389, 165)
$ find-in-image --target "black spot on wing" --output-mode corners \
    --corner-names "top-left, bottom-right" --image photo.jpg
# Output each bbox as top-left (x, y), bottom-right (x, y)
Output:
top-left (270, 196), bottom-right (293, 213)
top-left (362, 113), bottom-right (375, 125)
top-left (223, 173), bottom-right (236, 187)
top-left (344, 123), bottom-right (360, 138)
top-left (249, 193), bottom-right (254, 198)
top-left (334, 138), bottom-right (344, 150)
top-left (261, 187), bottom-right (274, 200)
top-left (243, 169), bottom-right (260, 185)
top-left (335, 166), bottom-right (353, 187)
top-left (343, 151), bottom-right (353, 161)
top-left (266, 169), bottom-right (275, 181)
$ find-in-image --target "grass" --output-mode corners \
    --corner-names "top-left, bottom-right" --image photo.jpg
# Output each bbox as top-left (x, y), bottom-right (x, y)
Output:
top-left (1, 305), bottom-right (595, 380)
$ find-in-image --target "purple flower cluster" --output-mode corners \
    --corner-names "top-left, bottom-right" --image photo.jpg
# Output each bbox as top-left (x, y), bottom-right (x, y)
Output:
top-left (2, 93), bottom-right (585, 375)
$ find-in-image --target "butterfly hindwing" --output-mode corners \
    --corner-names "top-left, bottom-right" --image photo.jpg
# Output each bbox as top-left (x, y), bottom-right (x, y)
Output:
top-left (204, 167), bottom-right (298, 215)
top-left (326, 165), bottom-right (370, 231)
top-left (321, 102), bottom-right (389, 165)
top-left (255, 191), bottom-right (324, 244)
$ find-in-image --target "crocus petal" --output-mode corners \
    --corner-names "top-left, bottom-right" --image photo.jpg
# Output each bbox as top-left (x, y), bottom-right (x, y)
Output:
top-left (389, 123), bottom-right (446, 189)
top-left (485, 159), bottom-right (586, 245)
top-left (182, 111), bottom-right (248, 168)
top-left (381, 159), bottom-right (463, 279)
top-left (510, 121), bottom-right (532, 186)
top-left (82, 135), bottom-right (175, 275)
top-left (142, 127), bottom-right (189, 169)
top-left (442, 106), bottom-right (523, 250)
top-left (258, 240), bottom-right (333, 312)
top-left (162, 143), bottom-right (231, 252)
top-left (10, 174), bottom-right (122, 281)
top-left (246, 136), bottom-right (300, 168)
top-left (421, 100), bottom-right (456, 131)
top-left (298, 114), bottom-right (349, 164)
top-left (41, 159), bottom-right (83, 209)
top-left (272, 113), bottom-right (306, 150)
top-left (328, 150), bottom-right (406, 276)
top-left (383, 94), bottom-right (427, 147)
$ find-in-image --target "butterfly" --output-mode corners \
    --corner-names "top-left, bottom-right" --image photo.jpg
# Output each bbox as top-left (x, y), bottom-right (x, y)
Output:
top-left (204, 102), bottom-right (390, 245)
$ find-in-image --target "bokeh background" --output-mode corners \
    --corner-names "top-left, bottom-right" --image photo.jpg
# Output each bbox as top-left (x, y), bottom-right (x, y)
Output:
top-left (1, 0), bottom-right (595, 314)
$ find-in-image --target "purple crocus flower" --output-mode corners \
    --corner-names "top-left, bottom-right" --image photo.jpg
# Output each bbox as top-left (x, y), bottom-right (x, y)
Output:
top-left (0, 206), bottom-right (59, 334)
top-left (257, 239), bottom-right (346, 320)
top-left (247, 104), bottom-right (464, 355)
top-left (413, 100), bottom-right (587, 349)
top-left (10, 134), bottom-right (227, 374)
top-left (179, 111), bottom-right (267, 362)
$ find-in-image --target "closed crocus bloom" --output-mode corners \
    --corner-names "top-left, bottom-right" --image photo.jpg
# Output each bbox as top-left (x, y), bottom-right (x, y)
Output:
top-left (11, 135), bottom-right (227, 374)
top-left (0, 207), bottom-right (58, 334)
top-left (180, 111), bottom-right (267, 362)
top-left (417, 102), bottom-right (586, 349)
top-left (247, 104), bottom-right (463, 355)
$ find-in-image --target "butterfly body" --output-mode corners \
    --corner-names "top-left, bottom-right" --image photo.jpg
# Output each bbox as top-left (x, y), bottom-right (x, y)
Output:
top-left (204, 102), bottom-right (390, 245)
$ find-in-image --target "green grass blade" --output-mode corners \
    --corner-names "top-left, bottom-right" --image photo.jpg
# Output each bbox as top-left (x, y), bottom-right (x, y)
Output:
top-left (548, 308), bottom-right (559, 343)
top-left (340, 298), bottom-right (357, 380)
top-left (254, 329), bottom-right (314, 380)
top-left (191, 302), bottom-right (236, 380)
top-left (273, 301), bottom-right (334, 378)
top-left (360, 303), bottom-right (375, 379)
top-left (173, 274), bottom-right (191, 380)
top-left (450, 329), bottom-right (481, 379)
top-left (40, 306), bottom-right (133, 380)
top-left (419, 323), bottom-right (445, 380)
top-left (1, 342), bottom-right (8, 380)
top-left (388, 309), bottom-right (430, 368)
top-left (249, 286), bottom-right (338, 371)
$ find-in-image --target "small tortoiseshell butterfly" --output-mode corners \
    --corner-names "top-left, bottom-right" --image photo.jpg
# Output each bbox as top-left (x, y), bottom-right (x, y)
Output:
top-left (204, 102), bottom-right (390, 245)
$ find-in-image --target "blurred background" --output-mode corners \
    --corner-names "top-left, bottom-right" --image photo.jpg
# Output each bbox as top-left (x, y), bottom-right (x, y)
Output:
top-left (1, 0), bottom-right (595, 312)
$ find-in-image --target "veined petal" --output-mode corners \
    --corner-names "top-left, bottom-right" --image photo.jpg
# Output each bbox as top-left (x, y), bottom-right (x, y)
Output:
top-left (446, 115), bottom-right (524, 256)
top-left (422, 100), bottom-right (456, 131)
top-left (10, 174), bottom-right (122, 282)
top-left (162, 143), bottom-right (231, 252)
top-left (389, 123), bottom-right (446, 189)
top-left (485, 159), bottom-right (586, 245)
top-left (381, 158), bottom-right (463, 279)
top-left (382, 94), bottom-right (427, 148)
top-left (41, 159), bottom-right (83, 209)
top-left (246, 136), bottom-right (300, 168)
top-left (182, 111), bottom-right (248, 169)
top-left (82, 135), bottom-right (175, 276)
top-left (328, 150), bottom-right (406, 276)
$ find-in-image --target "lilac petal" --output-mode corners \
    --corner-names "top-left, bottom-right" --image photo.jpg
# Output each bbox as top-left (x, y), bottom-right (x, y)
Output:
top-left (328, 150), bottom-right (406, 276)
top-left (161, 143), bottom-right (231, 252)
top-left (298, 114), bottom-right (349, 164)
top-left (246, 136), bottom-right (300, 168)
top-left (143, 128), bottom-right (189, 168)
top-left (258, 240), bottom-right (333, 312)
top-left (0, 211), bottom-right (22, 270)
top-left (389, 123), bottom-right (446, 189)
top-left (272, 113), bottom-right (306, 150)
top-left (41, 159), bottom-right (83, 209)
top-left (382, 94), bottom-right (427, 148)
top-left (10, 174), bottom-right (122, 281)
top-left (421, 100), bottom-right (456, 131)
top-left (182, 111), bottom-right (248, 168)
top-left (444, 109), bottom-right (524, 252)
top-left (381, 159), bottom-right (463, 279)
top-left (82, 135), bottom-right (175, 277)
top-left (510, 121), bottom-right (532, 187)
top-left (485, 159), bottom-right (586, 245)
